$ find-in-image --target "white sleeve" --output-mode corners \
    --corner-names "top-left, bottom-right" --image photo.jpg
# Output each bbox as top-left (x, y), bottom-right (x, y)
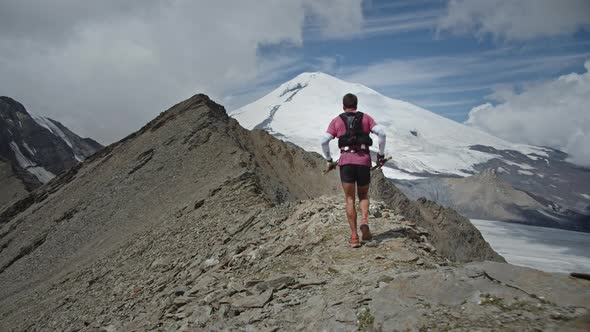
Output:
top-left (320, 133), bottom-right (334, 160)
top-left (371, 125), bottom-right (386, 155)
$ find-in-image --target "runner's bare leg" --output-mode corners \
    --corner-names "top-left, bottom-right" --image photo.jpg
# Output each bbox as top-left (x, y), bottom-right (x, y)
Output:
top-left (342, 182), bottom-right (358, 237)
top-left (357, 184), bottom-right (369, 224)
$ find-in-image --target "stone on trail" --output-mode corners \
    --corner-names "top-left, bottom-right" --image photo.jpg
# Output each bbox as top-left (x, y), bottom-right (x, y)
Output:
top-left (188, 305), bottom-right (213, 326)
top-left (173, 296), bottom-right (190, 307)
top-left (202, 258), bottom-right (219, 268)
top-left (173, 286), bottom-right (188, 296)
top-left (364, 240), bottom-right (379, 248)
top-left (255, 276), bottom-right (297, 291)
top-left (232, 289), bottom-right (274, 309)
top-left (388, 249), bottom-right (419, 263)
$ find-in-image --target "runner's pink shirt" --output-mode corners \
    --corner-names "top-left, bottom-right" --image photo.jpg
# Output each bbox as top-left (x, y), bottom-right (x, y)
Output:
top-left (326, 111), bottom-right (377, 167)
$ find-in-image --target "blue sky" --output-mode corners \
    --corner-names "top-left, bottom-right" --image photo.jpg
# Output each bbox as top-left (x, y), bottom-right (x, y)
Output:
top-left (249, 0), bottom-right (590, 123)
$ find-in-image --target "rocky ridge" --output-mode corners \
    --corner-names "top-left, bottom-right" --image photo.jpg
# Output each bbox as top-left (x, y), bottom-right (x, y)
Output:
top-left (0, 94), bottom-right (587, 331)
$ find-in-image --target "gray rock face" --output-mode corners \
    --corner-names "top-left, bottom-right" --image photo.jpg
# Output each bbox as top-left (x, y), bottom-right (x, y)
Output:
top-left (0, 159), bottom-right (27, 206)
top-left (370, 171), bottom-right (504, 263)
top-left (370, 261), bottom-right (590, 331)
top-left (398, 168), bottom-right (590, 232)
top-left (0, 96), bottom-right (102, 207)
top-left (470, 145), bottom-right (590, 216)
top-left (2, 94), bottom-right (584, 331)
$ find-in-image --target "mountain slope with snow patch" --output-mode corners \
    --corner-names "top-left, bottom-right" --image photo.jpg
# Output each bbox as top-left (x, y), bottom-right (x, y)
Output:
top-left (0, 96), bottom-right (102, 206)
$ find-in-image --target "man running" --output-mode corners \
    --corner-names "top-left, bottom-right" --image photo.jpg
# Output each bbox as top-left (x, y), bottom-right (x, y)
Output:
top-left (320, 93), bottom-right (387, 248)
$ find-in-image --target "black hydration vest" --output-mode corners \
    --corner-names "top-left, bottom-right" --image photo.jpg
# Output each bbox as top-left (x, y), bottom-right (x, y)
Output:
top-left (337, 112), bottom-right (373, 152)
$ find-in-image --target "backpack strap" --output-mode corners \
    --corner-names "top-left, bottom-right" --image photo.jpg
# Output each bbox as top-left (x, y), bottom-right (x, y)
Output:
top-left (339, 113), bottom-right (351, 137)
top-left (339, 111), bottom-right (365, 136)
top-left (353, 112), bottom-right (364, 134)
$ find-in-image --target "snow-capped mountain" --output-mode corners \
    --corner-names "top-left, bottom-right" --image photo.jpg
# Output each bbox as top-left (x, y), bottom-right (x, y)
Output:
top-left (231, 72), bottom-right (590, 231)
top-left (0, 96), bottom-right (102, 205)
top-left (231, 72), bottom-right (548, 179)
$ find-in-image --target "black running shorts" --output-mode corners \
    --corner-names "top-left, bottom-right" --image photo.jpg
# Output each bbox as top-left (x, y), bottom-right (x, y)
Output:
top-left (339, 164), bottom-right (370, 186)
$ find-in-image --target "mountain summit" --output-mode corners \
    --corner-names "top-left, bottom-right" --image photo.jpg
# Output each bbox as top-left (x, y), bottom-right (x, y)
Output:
top-left (231, 72), bottom-right (548, 178)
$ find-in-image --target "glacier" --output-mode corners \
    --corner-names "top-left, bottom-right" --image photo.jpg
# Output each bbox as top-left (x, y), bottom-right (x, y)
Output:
top-left (472, 219), bottom-right (590, 274)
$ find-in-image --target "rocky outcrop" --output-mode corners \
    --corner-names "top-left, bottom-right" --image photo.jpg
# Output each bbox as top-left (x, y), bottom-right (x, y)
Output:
top-left (397, 168), bottom-right (590, 232)
top-left (370, 261), bottom-right (590, 331)
top-left (370, 171), bottom-right (504, 263)
top-left (443, 168), bottom-right (545, 221)
top-left (0, 96), bottom-right (102, 207)
top-left (1, 94), bottom-right (584, 331)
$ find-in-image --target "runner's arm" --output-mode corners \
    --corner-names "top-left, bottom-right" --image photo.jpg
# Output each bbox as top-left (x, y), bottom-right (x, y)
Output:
top-left (371, 125), bottom-right (386, 155)
top-left (320, 133), bottom-right (334, 160)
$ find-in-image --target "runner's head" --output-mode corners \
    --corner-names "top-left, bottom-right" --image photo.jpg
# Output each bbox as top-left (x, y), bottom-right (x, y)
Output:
top-left (343, 93), bottom-right (357, 111)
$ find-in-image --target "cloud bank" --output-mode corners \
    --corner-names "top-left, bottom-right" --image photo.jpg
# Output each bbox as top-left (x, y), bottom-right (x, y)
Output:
top-left (466, 59), bottom-right (590, 167)
top-left (0, 0), bottom-right (363, 144)
top-left (439, 0), bottom-right (590, 40)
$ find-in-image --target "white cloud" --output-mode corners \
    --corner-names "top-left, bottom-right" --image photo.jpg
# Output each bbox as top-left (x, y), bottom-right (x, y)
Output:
top-left (0, 0), bottom-right (363, 144)
top-left (361, 9), bottom-right (439, 35)
top-left (343, 58), bottom-right (454, 87)
top-left (466, 59), bottom-right (590, 167)
top-left (340, 52), bottom-right (590, 91)
top-left (438, 0), bottom-right (590, 41)
top-left (305, 0), bottom-right (363, 38)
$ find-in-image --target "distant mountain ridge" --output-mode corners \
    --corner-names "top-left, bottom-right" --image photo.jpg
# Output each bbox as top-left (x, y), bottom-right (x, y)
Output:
top-left (398, 168), bottom-right (590, 232)
top-left (0, 96), bottom-right (102, 206)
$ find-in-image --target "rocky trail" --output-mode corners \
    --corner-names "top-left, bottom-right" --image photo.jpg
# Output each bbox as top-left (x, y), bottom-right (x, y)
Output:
top-left (4, 195), bottom-right (589, 332)
top-left (143, 196), bottom-right (590, 332)
top-left (0, 95), bottom-right (588, 331)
